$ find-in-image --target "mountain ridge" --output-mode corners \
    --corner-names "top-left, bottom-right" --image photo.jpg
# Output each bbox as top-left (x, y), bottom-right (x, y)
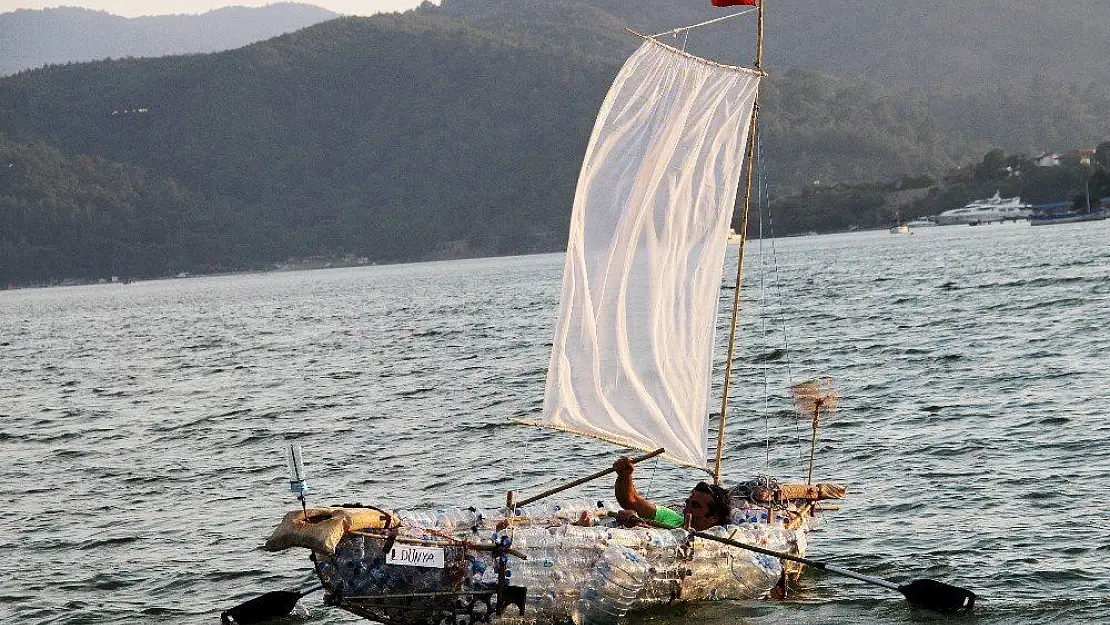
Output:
top-left (452, 0), bottom-right (1110, 89)
top-left (0, 3), bottom-right (339, 76)
top-left (1, 1), bottom-right (1106, 285)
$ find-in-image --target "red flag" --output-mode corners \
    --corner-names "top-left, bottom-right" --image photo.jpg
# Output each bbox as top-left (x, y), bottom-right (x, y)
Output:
top-left (712, 0), bottom-right (758, 6)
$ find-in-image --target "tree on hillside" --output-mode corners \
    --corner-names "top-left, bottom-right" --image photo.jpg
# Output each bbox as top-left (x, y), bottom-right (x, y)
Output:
top-left (1095, 141), bottom-right (1110, 170)
top-left (974, 148), bottom-right (1009, 180)
top-left (1090, 168), bottom-right (1109, 202)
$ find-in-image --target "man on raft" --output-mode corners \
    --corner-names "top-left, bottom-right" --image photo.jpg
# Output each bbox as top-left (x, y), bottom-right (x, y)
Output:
top-left (611, 456), bottom-right (732, 531)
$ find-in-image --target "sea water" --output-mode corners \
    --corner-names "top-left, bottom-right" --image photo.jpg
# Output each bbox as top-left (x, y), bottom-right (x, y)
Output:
top-left (2, 221), bottom-right (1109, 624)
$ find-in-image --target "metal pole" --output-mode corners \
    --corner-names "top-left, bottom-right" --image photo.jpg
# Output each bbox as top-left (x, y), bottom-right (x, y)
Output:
top-left (807, 399), bottom-right (822, 485)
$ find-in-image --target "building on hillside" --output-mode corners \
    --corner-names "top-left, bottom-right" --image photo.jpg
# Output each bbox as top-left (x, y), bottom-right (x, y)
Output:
top-left (1061, 148), bottom-right (1096, 166)
top-left (943, 165), bottom-right (972, 183)
top-left (1034, 153), bottom-right (1060, 167)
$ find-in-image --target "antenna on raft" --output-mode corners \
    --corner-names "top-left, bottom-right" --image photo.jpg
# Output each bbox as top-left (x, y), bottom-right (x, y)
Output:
top-left (791, 378), bottom-right (838, 484)
top-left (286, 442), bottom-right (310, 521)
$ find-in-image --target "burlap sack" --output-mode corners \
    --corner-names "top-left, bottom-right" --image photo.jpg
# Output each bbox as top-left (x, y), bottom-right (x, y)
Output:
top-left (778, 483), bottom-right (847, 501)
top-left (263, 506), bottom-right (395, 554)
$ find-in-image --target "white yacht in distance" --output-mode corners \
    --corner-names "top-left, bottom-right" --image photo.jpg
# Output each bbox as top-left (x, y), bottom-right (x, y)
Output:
top-left (934, 191), bottom-right (1032, 225)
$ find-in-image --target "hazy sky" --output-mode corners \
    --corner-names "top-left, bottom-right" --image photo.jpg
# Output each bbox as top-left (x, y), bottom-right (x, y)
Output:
top-left (0, 0), bottom-right (428, 17)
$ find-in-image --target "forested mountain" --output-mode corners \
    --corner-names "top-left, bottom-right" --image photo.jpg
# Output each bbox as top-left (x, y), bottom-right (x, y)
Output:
top-left (0, 15), bottom-right (614, 284)
top-left (0, 1), bottom-right (1107, 285)
top-left (9, 0), bottom-right (1109, 90)
top-left (427, 0), bottom-right (1110, 153)
top-left (0, 137), bottom-right (235, 284)
top-left (0, 4), bottom-right (337, 76)
top-left (433, 0), bottom-right (1110, 90)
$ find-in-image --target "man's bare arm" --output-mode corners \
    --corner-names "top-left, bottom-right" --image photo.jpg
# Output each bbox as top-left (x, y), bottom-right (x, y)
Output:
top-left (614, 456), bottom-right (657, 520)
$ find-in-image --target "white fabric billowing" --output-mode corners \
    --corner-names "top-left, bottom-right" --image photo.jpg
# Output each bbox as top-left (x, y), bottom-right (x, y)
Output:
top-left (533, 39), bottom-right (760, 470)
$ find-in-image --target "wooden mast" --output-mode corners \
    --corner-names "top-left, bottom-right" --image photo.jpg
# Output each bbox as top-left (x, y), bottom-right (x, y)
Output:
top-left (713, 0), bottom-right (766, 485)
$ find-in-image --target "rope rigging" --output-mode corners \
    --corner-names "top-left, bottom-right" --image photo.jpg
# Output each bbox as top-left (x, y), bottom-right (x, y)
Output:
top-left (649, 8), bottom-right (759, 39)
top-left (752, 134), bottom-right (807, 469)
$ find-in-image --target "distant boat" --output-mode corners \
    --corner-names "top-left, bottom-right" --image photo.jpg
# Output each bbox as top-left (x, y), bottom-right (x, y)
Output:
top-left (887, 208), bottom-right (911, 234)
top-left (934, 192), bottom-right (1032, 225)
top-left (905, 217), bottom-right (937, 228)
top-left (1029, 210), bottom-right (1109, 226)
top-left (1030, 187), bottom-right (1109, 226)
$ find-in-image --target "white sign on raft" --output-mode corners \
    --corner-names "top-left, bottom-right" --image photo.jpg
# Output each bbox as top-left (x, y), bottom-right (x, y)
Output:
top-left (386, 545), bottom-right (445, 568)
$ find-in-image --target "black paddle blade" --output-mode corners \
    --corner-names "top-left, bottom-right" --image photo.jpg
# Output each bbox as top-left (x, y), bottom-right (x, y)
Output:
top-left (221, 590), bottom-right (302, 624)
top-left (899, 578), bottom-right (976, 614)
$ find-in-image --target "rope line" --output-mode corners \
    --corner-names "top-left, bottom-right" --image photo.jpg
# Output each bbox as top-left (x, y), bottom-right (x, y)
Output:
top-left (757, 145), bottom-right (804, 464)
top-left (751, 131), bottom-right (807, 472)
top-left (649, 8), bottom-right (758, 39)
top-left (755, 136), bottom-right (773, 469)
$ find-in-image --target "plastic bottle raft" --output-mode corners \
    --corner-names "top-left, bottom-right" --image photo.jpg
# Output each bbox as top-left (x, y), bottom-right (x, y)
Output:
top-left (278, 500), bottom-right (812, 625)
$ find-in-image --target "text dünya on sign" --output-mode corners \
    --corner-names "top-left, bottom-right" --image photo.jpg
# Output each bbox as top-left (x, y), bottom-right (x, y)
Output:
top-left (386, 545), bottom-right (446, 568)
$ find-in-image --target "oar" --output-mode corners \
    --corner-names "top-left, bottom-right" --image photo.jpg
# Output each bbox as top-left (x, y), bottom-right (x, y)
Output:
top-left (220, 584), bottom-right (322, 624)
top-left (689, 530), bottom-right (976, 614)
top-left (514, 448), bottom-right (665, 507)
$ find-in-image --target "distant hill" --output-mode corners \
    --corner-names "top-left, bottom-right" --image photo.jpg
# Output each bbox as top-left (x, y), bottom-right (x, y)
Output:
top-left (0, 1), bottom-right (1106, 285)
top-left (431, 0), bottom-right (635, 61)
top-left (425, 0), bottom-right (1110, 153)
top-left (0, 137), bottom-right (233, 284)
top-left (0, 4), bottom-right (338, 76)
top-left (430, 0), bottom-right (1110, 90)
top-left (0, 15), bottom-right (616, 283)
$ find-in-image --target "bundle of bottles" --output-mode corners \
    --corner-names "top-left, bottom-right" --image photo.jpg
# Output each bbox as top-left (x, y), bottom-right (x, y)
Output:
top-left (317, 500), bottom-right (805, 625)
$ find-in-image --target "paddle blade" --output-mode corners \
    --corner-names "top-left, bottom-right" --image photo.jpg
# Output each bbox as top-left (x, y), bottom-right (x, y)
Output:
top-left (221, 590), bottom-right (302, 624)
top-left (899, 578), bottom-right (976, 614)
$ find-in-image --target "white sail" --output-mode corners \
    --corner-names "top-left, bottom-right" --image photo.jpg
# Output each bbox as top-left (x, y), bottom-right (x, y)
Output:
top-left (525, 38), bottom-right (761, 470)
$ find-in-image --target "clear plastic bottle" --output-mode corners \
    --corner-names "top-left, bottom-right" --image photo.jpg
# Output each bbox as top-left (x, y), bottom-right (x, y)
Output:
top-left (433, 506), bottom-right (477, 530)
top-left (513, 527), bottom-right (557, 550)
top-left (594, 499), bottom-right (615, 521)
top-left (571, 545), bottom-right (649, 625)
top-left (400, 508), bottom-right (435, 528)
top-left (562, 524), bottom-right (612, 548)
top-left (513, 531), bottom-right (559, 617)
top-left (560, 498), bottom-right (591, 522)
top-left (606, 526), bottom-right (643, 549)
top-left (469, 507), bottom-right (487, 533)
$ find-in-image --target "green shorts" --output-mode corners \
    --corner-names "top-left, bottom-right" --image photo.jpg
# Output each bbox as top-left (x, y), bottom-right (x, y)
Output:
top-left (651, 506), bottom-right (684, 529)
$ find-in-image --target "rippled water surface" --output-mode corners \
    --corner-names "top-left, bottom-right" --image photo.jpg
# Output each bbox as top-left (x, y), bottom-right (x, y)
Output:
top-left (3, 222), bottom-right (1109, 624)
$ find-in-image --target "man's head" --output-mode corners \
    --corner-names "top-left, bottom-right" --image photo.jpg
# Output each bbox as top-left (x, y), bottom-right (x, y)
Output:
top-left (683, 482), bottom-right (732, 530)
